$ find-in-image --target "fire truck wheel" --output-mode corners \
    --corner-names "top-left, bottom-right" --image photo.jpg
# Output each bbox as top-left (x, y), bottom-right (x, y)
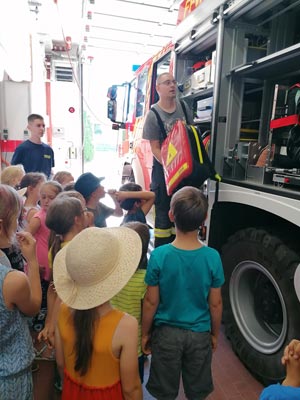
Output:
top-left (222, 228), bottom-right (300, 385)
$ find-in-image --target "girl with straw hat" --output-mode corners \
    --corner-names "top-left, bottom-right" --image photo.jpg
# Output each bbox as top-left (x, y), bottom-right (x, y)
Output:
top-left (53, 226), bottom-right (143, 400)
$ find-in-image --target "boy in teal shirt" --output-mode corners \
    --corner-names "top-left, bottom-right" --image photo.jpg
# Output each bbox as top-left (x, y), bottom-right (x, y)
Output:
top-left (142, 186), bottom-right (224, 400)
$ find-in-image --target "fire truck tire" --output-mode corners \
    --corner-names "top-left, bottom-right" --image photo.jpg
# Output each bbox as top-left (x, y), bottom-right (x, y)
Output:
top-left (222, 228), bottom-right (300, 384)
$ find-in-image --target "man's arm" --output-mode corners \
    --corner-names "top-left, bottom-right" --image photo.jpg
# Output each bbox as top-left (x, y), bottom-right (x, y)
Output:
top-left (149, 140), bottom-right (162, 164)
top-left (142, 285), bottom-right (159, 354)
top-left (209, 287), bottom-right (223, 351)
top-left (11, 146), bottom-right (22, 165)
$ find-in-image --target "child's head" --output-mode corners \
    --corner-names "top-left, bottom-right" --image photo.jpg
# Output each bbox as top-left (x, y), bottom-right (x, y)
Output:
top-left (56, 190), bottom-right (86, 207)
top-left (46, 195), bottom-right (86, 236)
top-left (64, 181), bottom-right (75, 191)
top-left (123, 221), bottom-right (150, 269)
top-left (19, 172), bottom-right (46, 199)
top-left (119, 182), bottom-right (142, 211)
top-left (170, 186), bottom-right (208, 232)
top-left (56, 191), bottom-right (94, 228)
top-left (53, 171), bottom-right (74, 187)
top-left (0, 165), bottom-right (25, 188)
top-left (0, 184), bottom-right (22, 246)
top-left (74, 172), bottom-right (105, 202)
top-left (39, 181), bottom-right (63, 211)
top-left (53, 226), bottom-right (142, 310)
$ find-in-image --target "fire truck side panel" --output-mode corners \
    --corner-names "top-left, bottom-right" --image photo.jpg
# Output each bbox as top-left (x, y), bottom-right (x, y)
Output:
top-left (174, 0), bottom-right (300, 384)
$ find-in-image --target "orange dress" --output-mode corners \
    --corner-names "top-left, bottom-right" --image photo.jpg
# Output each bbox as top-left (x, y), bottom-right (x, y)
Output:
top-left (58, 305), bottom-right (125, 400)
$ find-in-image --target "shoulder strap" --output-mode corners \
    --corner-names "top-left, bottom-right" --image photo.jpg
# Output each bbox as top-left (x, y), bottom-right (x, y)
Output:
top-left (151, 107), bottom-right (167, 141)
top-left (179, 99), bottom-right (189, 123)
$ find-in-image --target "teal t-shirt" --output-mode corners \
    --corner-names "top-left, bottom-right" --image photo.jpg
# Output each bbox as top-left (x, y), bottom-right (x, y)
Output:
top-left (145, 244), bottom-right (224, 332)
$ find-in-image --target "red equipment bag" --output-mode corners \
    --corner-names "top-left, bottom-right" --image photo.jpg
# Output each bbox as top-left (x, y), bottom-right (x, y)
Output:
top-left (161, 120), bottom-right (193, 195)
top-left (161, 120), bottom-right (220, 195)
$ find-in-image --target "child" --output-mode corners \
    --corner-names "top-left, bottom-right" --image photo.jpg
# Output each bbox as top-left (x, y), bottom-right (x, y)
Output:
top-left (1, 167), bottom-right (32, 272)
top-left (142, 186), bottom-right (225, 400)
top-left (75, 172), bottom-right (123, 227)
top-left (111, 221), bottom-right (150, 382)
top-left (53, 171), bottom-right (74, 188)
top-left (26, 180), bottom-right (62, 333)
top-left (0, 164), bottom-right (25, 188)
top-left (0, 184), bottom-right (42, 399)
top-left (53, 226), bottom-right (143, 399)
top-left (38, 192), bottom-right (88, 348)
top-left (259, 339), bottom-right (300, 399)
top-left (38, 193), bottom-right (88, 393)
top-left (117, 182), bottom-right (155, 225)
top-left (19, 172), bottom-right (46, 227)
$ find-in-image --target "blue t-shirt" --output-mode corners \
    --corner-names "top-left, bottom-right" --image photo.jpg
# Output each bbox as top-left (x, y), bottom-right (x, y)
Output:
top-left (11, 140), bottom-right (54, 178)
top-left (88, 202), bottom-right (114, 228)
top-left (145, 244), bottom-right (225, 332)
top-left (259, 383), bottom-right (300, 399)
top-left (121, 208), bottom-right (146, 225)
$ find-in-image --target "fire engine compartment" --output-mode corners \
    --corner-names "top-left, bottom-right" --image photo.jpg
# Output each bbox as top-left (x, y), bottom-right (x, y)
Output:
top-left (175, 0), bottom-right (300, 197)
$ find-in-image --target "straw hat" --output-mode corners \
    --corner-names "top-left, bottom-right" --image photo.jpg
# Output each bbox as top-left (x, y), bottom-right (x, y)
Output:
top-left (53, 226), bottom-right (142, 310)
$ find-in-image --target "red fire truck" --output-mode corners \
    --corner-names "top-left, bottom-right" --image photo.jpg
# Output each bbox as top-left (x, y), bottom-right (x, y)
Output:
top-left (108, 0), bottom-right (300, 384)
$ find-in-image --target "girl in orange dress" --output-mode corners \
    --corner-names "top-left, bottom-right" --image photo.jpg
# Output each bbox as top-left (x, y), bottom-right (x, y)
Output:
top-left (53, 226), bottom-right (143, 400)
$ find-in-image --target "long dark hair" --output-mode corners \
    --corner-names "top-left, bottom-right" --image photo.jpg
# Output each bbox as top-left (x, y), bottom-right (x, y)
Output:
top-left (73, 308), bottom-right (98, 376)
top-left (46, 196), bottom-right (83, 264)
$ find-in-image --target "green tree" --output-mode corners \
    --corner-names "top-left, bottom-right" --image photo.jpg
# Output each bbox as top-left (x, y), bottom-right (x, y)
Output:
top-left (83, 111), bottom-right (94, 162)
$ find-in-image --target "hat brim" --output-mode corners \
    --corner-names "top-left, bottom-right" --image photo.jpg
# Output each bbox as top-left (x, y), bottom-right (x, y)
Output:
top-left (17, 187), bottom-right (27, 197)
top-left (53, 227), bottom-right (142, 310)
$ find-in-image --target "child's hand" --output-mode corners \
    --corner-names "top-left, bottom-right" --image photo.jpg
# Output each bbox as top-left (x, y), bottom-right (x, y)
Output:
top-left (16, 231), bottom-right (37, 263)
top-left (107, 189), bottom-right (118, 198)
top-left (282, 339), bottom-right (300, 365)
top-left (38, 324), bottom-right (55, 349)
top-left (211, 334), bottom-right (218, 352)
top-left (142, 334), bottom-right (152, 355)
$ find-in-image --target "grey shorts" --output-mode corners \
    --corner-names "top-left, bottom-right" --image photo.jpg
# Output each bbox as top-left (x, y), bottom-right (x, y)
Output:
top-left (146, 325), bottom-right (213, 400)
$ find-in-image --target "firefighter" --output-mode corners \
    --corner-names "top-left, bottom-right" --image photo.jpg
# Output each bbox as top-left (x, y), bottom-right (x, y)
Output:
top-left (142, 72), bottom-right (190, 248)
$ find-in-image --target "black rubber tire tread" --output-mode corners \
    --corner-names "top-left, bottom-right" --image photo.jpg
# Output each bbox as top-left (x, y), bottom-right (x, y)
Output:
top-left (222, 228), bottom-right (300, 385)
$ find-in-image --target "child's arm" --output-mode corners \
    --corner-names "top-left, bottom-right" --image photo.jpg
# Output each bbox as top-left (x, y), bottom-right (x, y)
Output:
top-left (26, 214), bottom-right (41, 235)
top-left (282, 339), bottom-right (300, 364)
top-left (142, 285), bottom-right (159, 354)
top-left (117, 190), bottom-right (155, 217)
top-left (38, 282), bottom-right (58, 347)
top-left (282, 351), bottom-right (300, 387)
top-left (208, 287), bottom-right (223, 351)
top-left (119, 315), bottom-right (142, 400)
top-left (107, 189), bottom-right (123, 217)
top-left (5, 232), bottom-right (42, 316)
top-left (55, 325), bottom-right (65, 381)
top-left (26, 208), bottom-right (38, 224)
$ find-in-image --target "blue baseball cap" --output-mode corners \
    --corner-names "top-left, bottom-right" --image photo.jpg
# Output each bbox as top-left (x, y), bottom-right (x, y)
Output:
top-left (74, 172), bottom-right (105, 199)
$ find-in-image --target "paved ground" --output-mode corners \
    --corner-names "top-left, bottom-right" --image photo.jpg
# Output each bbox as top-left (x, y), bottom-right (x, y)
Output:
top-left (33, 324), bottom-right (264, 400)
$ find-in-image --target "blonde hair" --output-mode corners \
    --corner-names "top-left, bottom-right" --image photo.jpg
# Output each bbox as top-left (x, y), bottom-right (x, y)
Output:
top-left (0, 184), bottom-right (21, 239)
top-left (1, 165), bottom-right (25, 187)
top-left (53, 171), bottom-right (74, 186)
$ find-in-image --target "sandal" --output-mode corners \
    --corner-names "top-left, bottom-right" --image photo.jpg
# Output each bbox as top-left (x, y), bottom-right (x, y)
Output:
top-left (34, 343), bottom-right (55, 361)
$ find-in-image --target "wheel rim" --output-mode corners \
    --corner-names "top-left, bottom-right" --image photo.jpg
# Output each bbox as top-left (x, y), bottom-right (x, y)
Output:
top-left (229, 260), bottom-right (288, 354)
